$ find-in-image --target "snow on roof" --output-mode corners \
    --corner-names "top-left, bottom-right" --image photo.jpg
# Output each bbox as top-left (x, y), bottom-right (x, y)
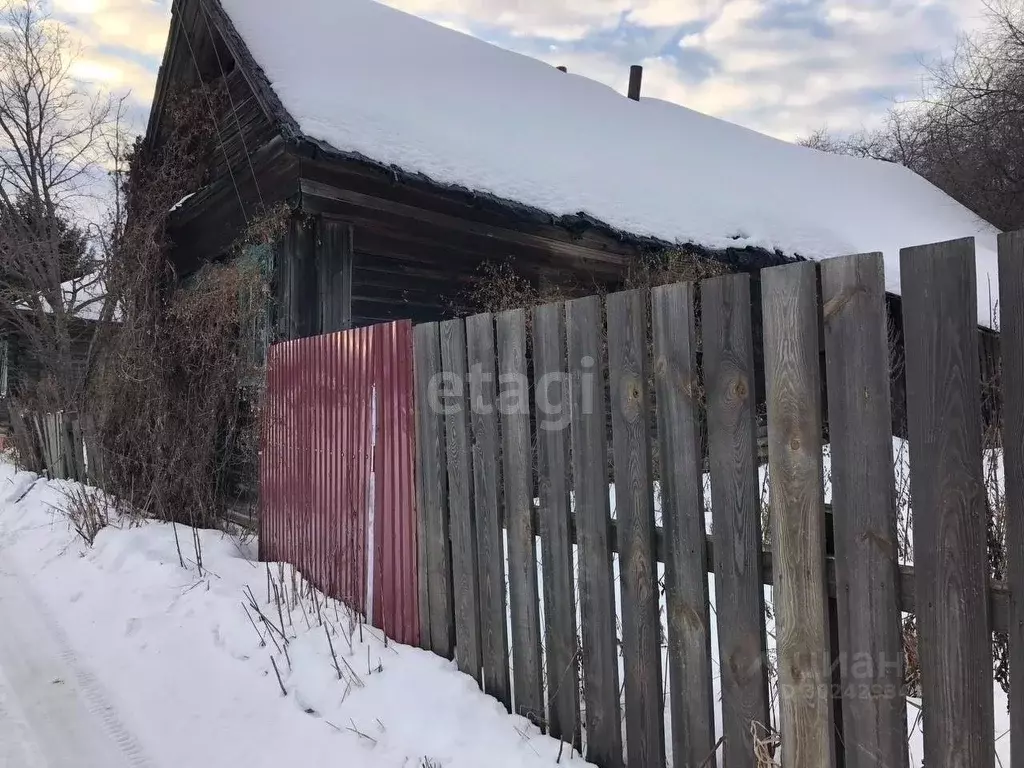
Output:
top-left (62, 275), bottom-right (109, 321)
top-left (25, 274), bottom-right (110, 322)
top-left (169, 192), bottom-right (196, 214)
top-left (218, 0), bottom-right (1002, 325)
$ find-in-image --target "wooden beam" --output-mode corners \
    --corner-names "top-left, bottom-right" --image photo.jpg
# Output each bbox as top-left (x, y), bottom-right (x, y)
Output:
top-left (299, 178), bottom-right (637, 266)
top-left (517, 505), bottom-right (1013, 634)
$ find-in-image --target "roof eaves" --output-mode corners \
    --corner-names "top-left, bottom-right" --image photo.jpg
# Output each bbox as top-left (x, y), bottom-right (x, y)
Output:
top-left (200, 0), bottom-right (803, 276)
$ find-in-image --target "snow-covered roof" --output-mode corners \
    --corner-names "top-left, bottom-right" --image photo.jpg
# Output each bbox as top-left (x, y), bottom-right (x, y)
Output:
top-left (24, 274), bottom-right (110, 322)
top-left (61, 275), bottom-right (109, 322)
top-left (169, 193), bottom-right (196, 214)
top-left (218, 0), bottom-right (1002, 324)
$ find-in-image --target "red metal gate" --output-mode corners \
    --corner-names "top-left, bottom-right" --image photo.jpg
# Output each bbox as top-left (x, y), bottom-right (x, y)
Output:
top-left (260, 321), bottom-right (419, 646)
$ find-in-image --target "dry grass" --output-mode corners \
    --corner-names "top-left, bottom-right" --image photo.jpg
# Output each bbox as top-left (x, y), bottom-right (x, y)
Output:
top-left (750, 721), bottom-right (781, 767)
top-left (463, 248), bottom-right (730, 319)
top-left (61, 485), bottom-right (114, 545)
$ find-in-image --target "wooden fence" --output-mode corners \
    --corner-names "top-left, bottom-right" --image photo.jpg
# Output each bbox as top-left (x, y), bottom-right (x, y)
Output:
top-left (10, 408), bottom-right (97, 483)
top-left (412, 236), bottom-right (1019, 768)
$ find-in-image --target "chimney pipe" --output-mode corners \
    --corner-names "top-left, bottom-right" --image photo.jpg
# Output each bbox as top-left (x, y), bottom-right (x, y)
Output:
top-left (628, 65), bottom-right (643, 101)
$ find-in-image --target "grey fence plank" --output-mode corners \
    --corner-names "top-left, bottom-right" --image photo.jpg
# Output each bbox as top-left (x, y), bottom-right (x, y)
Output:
top-left (71, 416), bottom-right (86, 484)
top-left (901, 238), bottom-right (994, 768)
top-left (566, 295), bottom-right (623, 768)
top-left (440, 318), bottom-right (482, 682)
top-left (466, 313), bottom-right (512, 711)
top-left (497, 309), bottom-right (544, 725)
top-left (49, 413), bottom-right (64, 479)
top-left (762, 261), bottom-right (833, 768)
top-left (701, 272), bottom-right (770, 768)
top-left (999, 231), bottom-right (1024, 761)
top-left (416, 468), bottom-right (431, 651)
top-left (62, 414), bottom-right (78, 482)
top-left (821, 253), bottom-right (908, 768)
top-left (607, 289), bottom-right (665, 768)
top-left (82, 414), bottom-right (103, 487)
top-left (532, 301), bottom-right (581, 748)
top-left (651, 282), bottom-right (715, 768)
top-left (9, 409), bottom-right (38, 473)
top-left (31, 414), bottom-right (45, 474)
top-left (414, 322), bottom-right (454, 657)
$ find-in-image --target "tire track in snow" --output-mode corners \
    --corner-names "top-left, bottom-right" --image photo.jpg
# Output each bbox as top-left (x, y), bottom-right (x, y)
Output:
top-left (0, 560), bottom-right (157, 768)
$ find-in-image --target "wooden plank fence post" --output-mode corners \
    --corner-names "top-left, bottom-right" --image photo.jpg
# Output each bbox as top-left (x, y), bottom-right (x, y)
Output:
top-left (901, 238), bottom-right (994, 768)
top-left (466, 313), bottom-right (512, 710)
top-left (607, 288), bottom-right (665, 768)
top-left (31, 413), bottom-right (46, 474)
top-left (701, 273), bottom-right (770, 768)
top-left (566, 295), bottom-right (623, 767)
top-left (62, 412), bottom-right (79, 482)
top-left (821, 252), bottom-right (908, 768)
top-left (82, 415), bottom-right (104, 488)
top-left (762, 261), bottom-right (833, 768)
top-left (532, 301), bottom-right (581, 748)
top-left (496, 309), bottom-right (544, 725)
top-left (651, 282), bottom-right (716, 767)
top-left (48, 413), bottom-right (64, 479)
top-left (40, 413), bottom-right (51, 477)
top-left (10, 408), bottom-right (40, 473)
top-left (71, 415), bottom-right (86, 484)
top-left (440, 318), bottom-right (481, 681)
top-left (999, 230), bottom-right (1024, 761)
top-left (413, 322), bottom-right (454, 657)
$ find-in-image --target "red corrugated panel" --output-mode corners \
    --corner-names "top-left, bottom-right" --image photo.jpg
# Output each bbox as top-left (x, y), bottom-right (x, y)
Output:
top-left (260, 321), bottom-right (418, 645)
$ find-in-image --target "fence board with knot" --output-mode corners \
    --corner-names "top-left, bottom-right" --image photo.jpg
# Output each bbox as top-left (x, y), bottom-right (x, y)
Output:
top-left (411, 237), bottom-right (1015, 768)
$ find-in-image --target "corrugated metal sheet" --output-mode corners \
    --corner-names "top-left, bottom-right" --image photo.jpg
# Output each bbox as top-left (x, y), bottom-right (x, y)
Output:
top-left (260, 321), bottom-right (419, 646)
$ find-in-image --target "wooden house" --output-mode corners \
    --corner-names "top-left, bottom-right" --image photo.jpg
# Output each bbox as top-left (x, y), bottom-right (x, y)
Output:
top-left (148, 0), bottom-right (1001, 376)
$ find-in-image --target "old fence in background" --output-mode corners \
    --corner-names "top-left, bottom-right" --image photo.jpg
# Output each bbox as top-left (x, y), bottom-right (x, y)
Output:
top-left (260, 320), bottom-right (420, 647)
top-left (9, 408), bottom-right (99, 483)
top-left (260, 234), bottom-right (1023, 768)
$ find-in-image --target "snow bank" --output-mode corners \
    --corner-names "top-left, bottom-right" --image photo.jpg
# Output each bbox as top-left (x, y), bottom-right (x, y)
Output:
top-left (0, 464), bottom-right (590, 768)
top-left (219, 0), bottom-right (1001, 324)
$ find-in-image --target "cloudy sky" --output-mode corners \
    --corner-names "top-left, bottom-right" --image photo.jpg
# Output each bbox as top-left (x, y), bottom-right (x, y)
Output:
top-left (56, 0), bottom-right (990, 141)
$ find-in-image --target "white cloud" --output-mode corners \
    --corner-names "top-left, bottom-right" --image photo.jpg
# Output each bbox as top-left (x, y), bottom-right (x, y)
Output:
top-left (54, 0), bottom-right (170, 56)
top-left (70, 46), bottom-right (158, 102)
top-left (40, 0), bottom-right (169, 119)
top-left (626, 0), bottom-right (725, 28)
top-left (46, 0), bottom-right (993, 142)
top-left (384, 0), bottom-right (728, 40)
top-left (383, 0), bottom-right (624, 40)
top-left (508, 0), bottom-right (991, 139)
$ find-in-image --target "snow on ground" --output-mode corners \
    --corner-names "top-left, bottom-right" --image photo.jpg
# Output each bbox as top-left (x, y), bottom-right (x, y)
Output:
top-left (0, 441), bottom-right (1011, 767)
top-left (220, 0), bottom-right (1000, 324)
top-left (0, 463), bottom-right (590, 768)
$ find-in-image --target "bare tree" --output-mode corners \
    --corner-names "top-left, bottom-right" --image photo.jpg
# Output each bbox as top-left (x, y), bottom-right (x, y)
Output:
top-left (0, 0), bottom-right (119, 409)
top-left (800, 0), bottom-right (1024, 231)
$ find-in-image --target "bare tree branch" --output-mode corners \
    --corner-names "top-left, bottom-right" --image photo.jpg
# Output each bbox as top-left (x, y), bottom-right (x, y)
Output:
top-left (798, 0), bottom-right (1024, 231)
top-left (0, 0), bottom-right (117, 408)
